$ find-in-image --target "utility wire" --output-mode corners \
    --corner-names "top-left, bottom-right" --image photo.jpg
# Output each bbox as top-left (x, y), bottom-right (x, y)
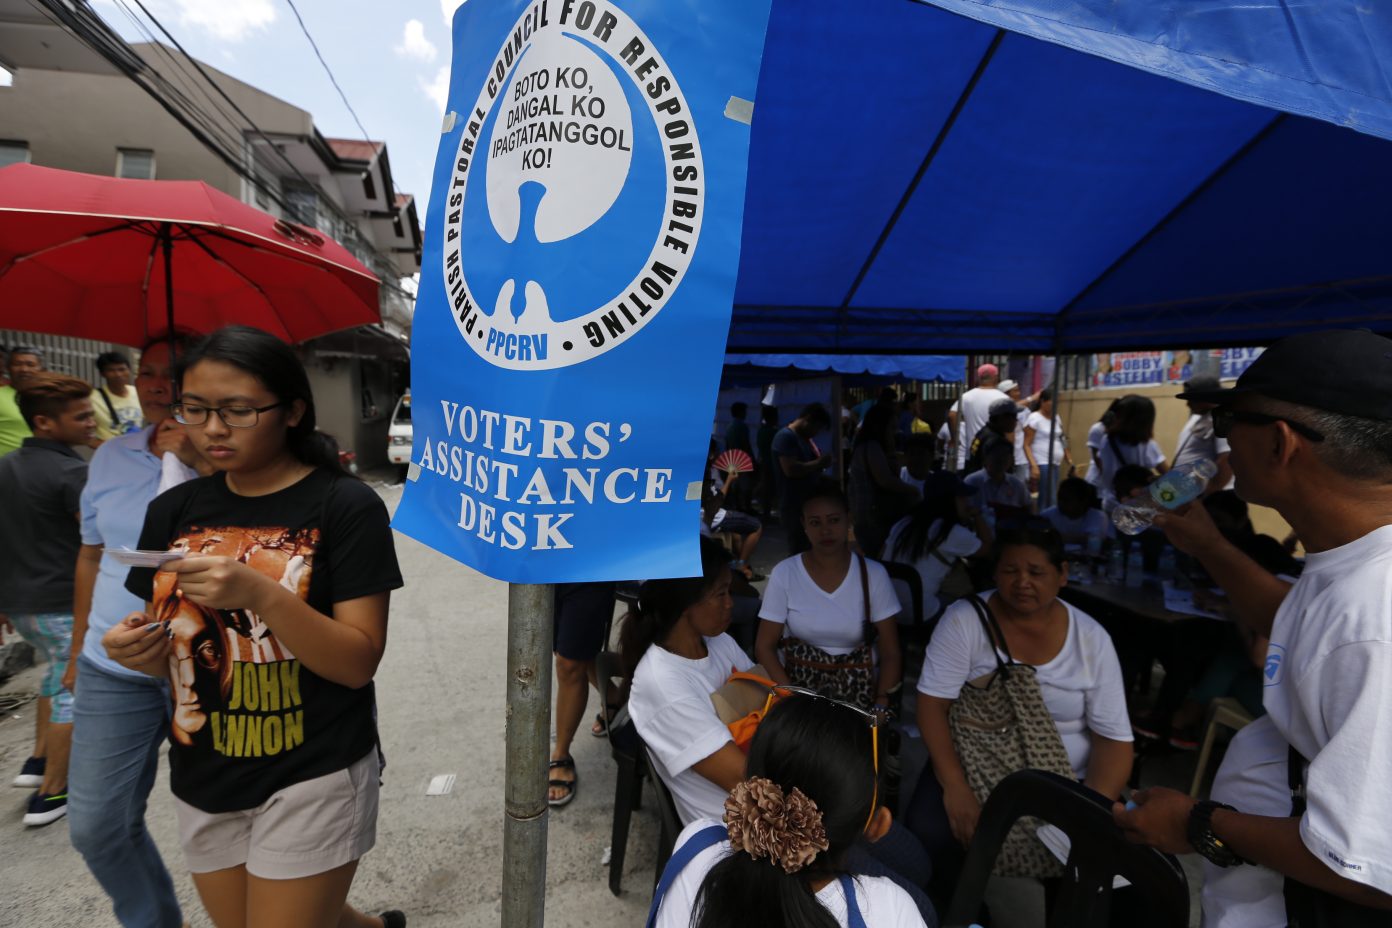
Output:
top-left (27, 0), bottom-right (414, 294)
top-left (281, 0), bottom-right (371, 145)
top-left (123, 0), bottom-right (337, 208)
top-left (280, 0), bottom-right (408, 199)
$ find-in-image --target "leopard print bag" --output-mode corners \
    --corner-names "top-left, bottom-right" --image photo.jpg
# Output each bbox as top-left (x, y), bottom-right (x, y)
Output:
top-left (782, 554), bottom-right (876, 710)
top-left (948, 595), bottom-right (1074, 878)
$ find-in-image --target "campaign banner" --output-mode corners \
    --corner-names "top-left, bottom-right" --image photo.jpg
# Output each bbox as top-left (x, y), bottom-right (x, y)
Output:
top-left (1090, 351), bottom-right (1165, 388)
top-left (392, 0), bottom-right (773, 582)
top-left (1219, 346), bottom-right (1263, 381)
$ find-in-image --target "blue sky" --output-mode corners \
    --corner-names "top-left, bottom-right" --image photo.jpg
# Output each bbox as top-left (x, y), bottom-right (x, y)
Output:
top-left (92, 0), bottom-right (466, 218)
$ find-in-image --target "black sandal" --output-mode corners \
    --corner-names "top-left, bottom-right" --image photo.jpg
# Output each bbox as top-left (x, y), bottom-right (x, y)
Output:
top-left (548, 756), bottom-right (577, 807)
top-left (591, 703), bottom-right (619, 738)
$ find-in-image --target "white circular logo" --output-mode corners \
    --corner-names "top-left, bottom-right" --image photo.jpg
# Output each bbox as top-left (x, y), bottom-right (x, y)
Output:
top-left (441, 1), bottom-right (704, 371)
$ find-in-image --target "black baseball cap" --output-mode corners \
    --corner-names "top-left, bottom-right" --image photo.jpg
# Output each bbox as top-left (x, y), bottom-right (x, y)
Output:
top-left (1177, 329), bottom-right (1392, 421)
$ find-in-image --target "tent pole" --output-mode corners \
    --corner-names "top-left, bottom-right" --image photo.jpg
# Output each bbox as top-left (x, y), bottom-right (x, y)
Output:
top-left (1045, 350), bottom-right (1064, 509)
top-left (501, 582), bottom-right (554, 928)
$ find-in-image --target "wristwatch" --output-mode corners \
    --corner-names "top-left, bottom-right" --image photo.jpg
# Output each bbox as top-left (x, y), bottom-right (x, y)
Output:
top-left (1187, 800), bottom-right (1247, 868)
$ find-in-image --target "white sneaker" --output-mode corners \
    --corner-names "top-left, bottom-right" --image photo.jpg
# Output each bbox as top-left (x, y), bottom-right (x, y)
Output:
top-left (12, 756), bottom-right (43, 789)
top-left (23, 791), bottom-right (67, 827)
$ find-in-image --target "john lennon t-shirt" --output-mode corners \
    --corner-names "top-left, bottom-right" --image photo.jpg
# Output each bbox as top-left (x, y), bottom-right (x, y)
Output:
top-left (126, 468), bottom-right (402, 813)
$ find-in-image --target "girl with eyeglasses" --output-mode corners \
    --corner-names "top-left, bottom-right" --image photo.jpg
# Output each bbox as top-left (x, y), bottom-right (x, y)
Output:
top-left (101, 325), bottom-right (405, 928)
top-left (650, 694), bottom-right (929, 928)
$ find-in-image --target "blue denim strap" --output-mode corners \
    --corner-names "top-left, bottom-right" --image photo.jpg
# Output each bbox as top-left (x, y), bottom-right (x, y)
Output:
top-left (645, 825), bottom-right (728, 928)
top-left (839, 874), bottom-right (868, 928)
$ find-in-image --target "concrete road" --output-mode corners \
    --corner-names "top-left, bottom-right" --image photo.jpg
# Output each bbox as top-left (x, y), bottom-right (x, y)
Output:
top-left (0, 481), bottom-right (657, 927)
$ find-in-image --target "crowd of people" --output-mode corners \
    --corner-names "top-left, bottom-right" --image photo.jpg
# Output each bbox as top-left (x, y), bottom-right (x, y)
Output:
top-left (561, 330), bottom-right (1392, 927)
top-left (0, 331), bottom-right (406, 928)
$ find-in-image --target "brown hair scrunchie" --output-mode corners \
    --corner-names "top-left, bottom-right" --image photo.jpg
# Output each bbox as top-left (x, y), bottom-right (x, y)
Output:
top-left (724, 776), bottom-right (830, 874)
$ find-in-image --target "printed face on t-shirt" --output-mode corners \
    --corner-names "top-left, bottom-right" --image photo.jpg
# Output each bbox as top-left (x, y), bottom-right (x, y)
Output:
top-left (155, 525), bottom-right (317, 753)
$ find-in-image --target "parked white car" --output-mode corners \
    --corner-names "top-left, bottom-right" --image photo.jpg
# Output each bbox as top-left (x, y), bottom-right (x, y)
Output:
top-left (387, 393), bottom-right (413, 469)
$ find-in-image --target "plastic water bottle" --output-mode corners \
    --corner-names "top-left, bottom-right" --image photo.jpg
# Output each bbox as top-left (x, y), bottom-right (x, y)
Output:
top-left (1158, 546), bottom-right (1177, 579)
top-left (1112, 459), bottom-right (1219, 535)
top-left (1106, 545), bottom-right (1124, 583)
top-left (1125, 545), bottom-right (1145, 587)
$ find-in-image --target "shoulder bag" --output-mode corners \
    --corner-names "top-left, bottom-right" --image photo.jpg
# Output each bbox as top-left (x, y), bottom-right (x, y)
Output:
top-left (947, 595), bottom-right (1074, 878)
top-left (709, 667), bottom-right (785, 754)
top-left (782, 554), bottom-right (876, 709)
top-left (929, 538), bottom-right (976, 600)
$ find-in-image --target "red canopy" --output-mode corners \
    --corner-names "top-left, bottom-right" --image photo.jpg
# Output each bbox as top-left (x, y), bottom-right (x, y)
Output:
top-left (0, 164), bottom-right (381, 345)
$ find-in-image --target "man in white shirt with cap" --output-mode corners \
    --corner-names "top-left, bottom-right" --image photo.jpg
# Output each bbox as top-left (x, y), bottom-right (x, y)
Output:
top-left (1114, 329), bottom-right (1392, 923)
top-left (1173, 372), bottom-right (1234, 494)
top-left (947, 363), bottom-right (1006, 471)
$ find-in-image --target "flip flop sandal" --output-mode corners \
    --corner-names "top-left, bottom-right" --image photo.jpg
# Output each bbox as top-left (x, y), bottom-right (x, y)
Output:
top-left (591, 704), bottom-right (619, 738)
top-left (548, 756), bottom-right (577, 807)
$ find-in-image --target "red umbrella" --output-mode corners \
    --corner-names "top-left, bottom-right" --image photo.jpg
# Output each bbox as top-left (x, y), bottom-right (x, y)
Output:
top-left (0, 163), bottom-right (380, 344)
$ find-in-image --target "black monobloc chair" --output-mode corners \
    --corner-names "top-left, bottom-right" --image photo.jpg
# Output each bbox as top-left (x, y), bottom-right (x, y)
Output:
top-left (943, 770), bottom-right (1189, 928)
top-left (606, 723), bottom-right (685, 896)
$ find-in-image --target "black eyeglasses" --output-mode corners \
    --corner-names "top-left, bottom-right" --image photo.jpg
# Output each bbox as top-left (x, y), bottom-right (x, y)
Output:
top-left (170, 402), bottom-right (286, 429)
top-left (1212, 408), bottom-right (1324, 442)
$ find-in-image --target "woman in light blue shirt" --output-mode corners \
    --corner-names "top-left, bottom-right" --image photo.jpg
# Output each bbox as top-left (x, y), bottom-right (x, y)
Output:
top-left (67, 338), bottom-right (203, 928)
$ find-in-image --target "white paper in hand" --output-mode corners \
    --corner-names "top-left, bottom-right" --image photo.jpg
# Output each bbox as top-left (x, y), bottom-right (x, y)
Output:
top-left (106, 548), bottom-right (187, 568)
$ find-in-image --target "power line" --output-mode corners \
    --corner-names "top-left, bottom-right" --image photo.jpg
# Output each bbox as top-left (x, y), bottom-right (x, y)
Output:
top-left (122, 0), bottom-right (335, 207)
top-left (25, 0), bottom-right (415, 294)
top-left (281, 0), bottom-right (370, 144)
top-left (280, 0), bottom-right (407, 199)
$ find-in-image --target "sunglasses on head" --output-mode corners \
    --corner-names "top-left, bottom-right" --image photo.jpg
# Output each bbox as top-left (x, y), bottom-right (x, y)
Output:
top-left (769, 686), bottom-right (881, 830)
top-left (1211, 407), bottom-right (1324, 442)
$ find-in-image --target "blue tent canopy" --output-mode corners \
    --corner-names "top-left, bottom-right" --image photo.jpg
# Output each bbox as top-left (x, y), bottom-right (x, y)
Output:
top-left (725, 353), bottom-right (965, 382)
top-left (729, 0), bottom-right (1392, 354)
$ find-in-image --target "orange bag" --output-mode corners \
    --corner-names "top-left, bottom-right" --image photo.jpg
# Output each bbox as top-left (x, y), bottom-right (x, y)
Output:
top-left (709, 667), bottom-right (785, 753)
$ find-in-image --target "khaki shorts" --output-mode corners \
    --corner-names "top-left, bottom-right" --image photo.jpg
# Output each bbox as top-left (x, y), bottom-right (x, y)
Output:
top-left (174, 750), bottom-right (379, 879)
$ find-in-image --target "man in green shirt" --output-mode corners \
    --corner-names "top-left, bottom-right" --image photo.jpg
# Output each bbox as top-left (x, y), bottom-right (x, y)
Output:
top-left (0, 345), bottom-right (42, 457)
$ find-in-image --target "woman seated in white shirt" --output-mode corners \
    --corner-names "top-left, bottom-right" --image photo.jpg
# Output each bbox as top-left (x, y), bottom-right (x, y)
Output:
top-left (756, 483), bottom-right (903, 712)
top-left (625, 536), bottom-right (752, 825)
top-left (905, 524), bottom-right (1134, 906)
top-left (651, 695), bottom-right (929, 928)
top-left (884, 472), bottom-right (992, 623)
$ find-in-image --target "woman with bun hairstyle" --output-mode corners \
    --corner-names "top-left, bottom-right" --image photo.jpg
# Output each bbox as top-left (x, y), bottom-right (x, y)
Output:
top-left (102, 325), bottom-right (405, 928)
top-left (650, 694), bottom-right (931, 928)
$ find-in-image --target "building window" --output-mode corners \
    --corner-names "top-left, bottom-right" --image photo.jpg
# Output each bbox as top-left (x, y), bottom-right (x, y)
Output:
top-left (362, 170), bottom-right (376, 200)
top-left (0, 140), bottom-right (30, 167)
top-left (116, 148), bottom-right (156, 180)
top-left (282, 181), bottom-right (318, 227)
top-left (393, 214), bottom-right (404, 239)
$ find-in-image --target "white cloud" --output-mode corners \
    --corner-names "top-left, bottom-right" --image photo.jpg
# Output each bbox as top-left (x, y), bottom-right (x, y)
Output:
top-left (395, 19), bottom-right (437, 62)
top-left (441, 0), bottom-right (466, 27)
top-left (172, 0), bottom-right (276, 42)
top-left (422, 66), bottom-right (450, 113)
